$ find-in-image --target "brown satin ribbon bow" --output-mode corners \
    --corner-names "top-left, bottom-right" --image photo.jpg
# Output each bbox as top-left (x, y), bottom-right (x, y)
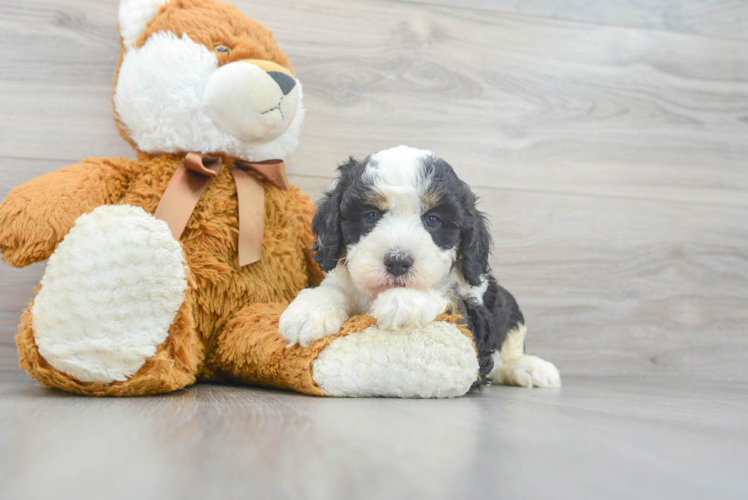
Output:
top-left (154, 152), bottom-right (289, 267)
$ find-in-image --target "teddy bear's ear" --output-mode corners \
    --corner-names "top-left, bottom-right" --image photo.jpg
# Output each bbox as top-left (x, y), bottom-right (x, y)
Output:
top-left (119, 0), bottom-right (171, 49)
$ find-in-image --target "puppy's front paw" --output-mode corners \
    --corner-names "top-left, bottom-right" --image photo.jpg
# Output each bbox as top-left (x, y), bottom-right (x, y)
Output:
top-left (279, 291), bottom-right (349, 348)
top-left (369, 288), bottom-right (447, 330)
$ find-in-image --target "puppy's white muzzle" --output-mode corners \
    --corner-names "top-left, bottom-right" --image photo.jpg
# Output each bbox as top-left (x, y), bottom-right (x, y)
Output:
top-left (347, 216), bottom-right (455, 298)
top-left (202, 60), bottom-right (299, 143)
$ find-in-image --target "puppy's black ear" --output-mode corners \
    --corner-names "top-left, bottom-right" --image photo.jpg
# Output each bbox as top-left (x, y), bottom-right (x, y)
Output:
top-left (311, 158), bottom-right (354, 272)
top-left (458, 192), bottom-right (492, 287)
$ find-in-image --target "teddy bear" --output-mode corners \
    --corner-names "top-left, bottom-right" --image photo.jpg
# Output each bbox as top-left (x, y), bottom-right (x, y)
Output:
top-left (0, 0), bottom-right (489, 398)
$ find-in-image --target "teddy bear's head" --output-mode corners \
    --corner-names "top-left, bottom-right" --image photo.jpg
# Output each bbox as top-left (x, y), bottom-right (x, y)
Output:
top-left (114, 0), bottom-right (302, 161)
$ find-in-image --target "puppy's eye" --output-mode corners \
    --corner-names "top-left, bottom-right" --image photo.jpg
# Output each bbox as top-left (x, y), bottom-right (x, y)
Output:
top-left (363, 212), bottom-right (379, 224)
top-left (424, 215), bottom-right (441, 228)
top-left (214, 45), bottom-right (231, 55)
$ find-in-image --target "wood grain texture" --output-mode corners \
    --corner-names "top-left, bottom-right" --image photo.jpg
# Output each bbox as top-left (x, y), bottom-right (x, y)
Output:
top-left (402, 0), bottom-right (748, 42)
top-left (0, 0), bottom-right (747, 379)
top-left (1, 373), bottom-right (747, 499)
top-left (3, 0), bottom-right (748, 205)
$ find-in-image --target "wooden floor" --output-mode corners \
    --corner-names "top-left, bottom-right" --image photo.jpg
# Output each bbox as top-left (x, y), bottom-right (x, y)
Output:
top-left (1, 0), bottom-right (747, 497)
top-left (0, 372), bottom-right (746, 499)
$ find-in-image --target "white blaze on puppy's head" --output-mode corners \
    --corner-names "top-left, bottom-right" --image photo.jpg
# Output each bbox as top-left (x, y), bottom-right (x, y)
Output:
top-left (363, 146), bottom-right (432, 215)
top-left (114, 0), bottom-right (303, 161)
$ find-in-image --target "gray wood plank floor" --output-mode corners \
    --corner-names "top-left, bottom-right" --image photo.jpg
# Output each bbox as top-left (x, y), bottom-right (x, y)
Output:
top-left (1, 372), bottom-right (746, 500)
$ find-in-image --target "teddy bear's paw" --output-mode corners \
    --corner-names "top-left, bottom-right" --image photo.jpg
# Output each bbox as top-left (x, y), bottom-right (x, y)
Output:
top-left (312, 320), bottom-right (479, 398)
top-left (31, 205), bottom-right (188, 384)
top-left (369, 288), bottom-right (448, 330)
top-left (491, 354), bottom-right (561, 388)
top-left (279, 289), bottom-right (349, 348)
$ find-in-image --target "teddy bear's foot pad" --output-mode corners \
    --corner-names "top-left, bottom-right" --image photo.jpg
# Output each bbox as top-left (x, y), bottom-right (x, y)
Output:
top-left (312, 320), bottom-right (479, 398)
top-left (31, 205), bottom-right (187, 384)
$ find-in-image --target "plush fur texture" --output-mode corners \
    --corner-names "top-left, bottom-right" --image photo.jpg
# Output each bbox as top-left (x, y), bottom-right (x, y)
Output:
top-left (17, 264), bottom-right (203, 397)
top-left (6, 153), bottom-right (324, 395)
top-left (0, 0), bottom-right (327, 396)
top-left (119, 0), bottom-right (170, 48)
top-left (216, 306), bottom-right (476, 398)
top-left (115, 31), bottom-right (303, 161)
top-left (32, 205), bottom-right (188, 384)
top-left (0, 0), bottom-right (492, 398)
top-left (114, 0), bottom-right (303, 161)
top-left (281, 146), bottom-right (561, 390)
top-left (0, 158), bottom-right (138, 267)
top-left (313, 317), bottom-right (479, 398)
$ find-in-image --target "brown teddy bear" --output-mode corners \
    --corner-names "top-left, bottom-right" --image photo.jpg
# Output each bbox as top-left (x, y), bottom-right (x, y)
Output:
top-left (0, 0), bottom-right (492, 398)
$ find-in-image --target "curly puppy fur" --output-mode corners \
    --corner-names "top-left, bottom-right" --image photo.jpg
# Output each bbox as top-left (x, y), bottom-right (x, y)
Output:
top-left (280, 146), bottom-right (561, 390)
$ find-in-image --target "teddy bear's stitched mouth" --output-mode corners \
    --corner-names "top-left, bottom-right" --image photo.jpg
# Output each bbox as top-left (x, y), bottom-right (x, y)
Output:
top-left (261, 97), bottom-right (285, 120)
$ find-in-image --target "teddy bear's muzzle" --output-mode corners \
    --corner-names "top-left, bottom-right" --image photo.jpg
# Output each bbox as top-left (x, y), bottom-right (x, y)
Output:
top-left (202, 59), bottom-right (299, 143)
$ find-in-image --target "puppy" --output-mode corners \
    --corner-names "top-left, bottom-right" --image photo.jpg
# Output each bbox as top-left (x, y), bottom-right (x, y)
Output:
top-left (280, 146), bottom-right (560, 389)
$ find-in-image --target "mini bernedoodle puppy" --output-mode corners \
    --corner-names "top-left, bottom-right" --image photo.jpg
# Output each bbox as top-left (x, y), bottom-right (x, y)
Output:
top-left (280, 146), bottom-right (560, 389)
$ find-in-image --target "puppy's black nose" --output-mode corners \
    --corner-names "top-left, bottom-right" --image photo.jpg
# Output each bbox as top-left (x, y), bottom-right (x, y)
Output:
top-left (267, 71), bottom-right (296, 95)
top-left (384, 254), bottom-right (413, 277)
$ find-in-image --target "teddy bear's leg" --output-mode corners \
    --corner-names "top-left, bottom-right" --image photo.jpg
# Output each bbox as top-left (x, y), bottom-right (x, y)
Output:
top-left (214, 305), bottom-right (480, 398)
top-left (16, 205), bottom-right (203, 396)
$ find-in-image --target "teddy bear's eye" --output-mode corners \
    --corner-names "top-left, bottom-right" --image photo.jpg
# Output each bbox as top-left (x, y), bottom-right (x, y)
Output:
top-left (214, 45), bottom-right (231, 55)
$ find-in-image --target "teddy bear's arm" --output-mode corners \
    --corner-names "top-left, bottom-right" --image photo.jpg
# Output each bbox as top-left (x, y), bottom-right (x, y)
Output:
top-left (215, 303), bottom-right (480, 397)
top-left (0, 157), bottom-right (139, 268)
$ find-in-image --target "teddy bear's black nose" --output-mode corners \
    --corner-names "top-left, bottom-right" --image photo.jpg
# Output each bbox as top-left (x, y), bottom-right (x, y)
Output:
top-left (384, 253), bottom-right (413, 277)
top-left (267, 71), bottom-right (296, 95)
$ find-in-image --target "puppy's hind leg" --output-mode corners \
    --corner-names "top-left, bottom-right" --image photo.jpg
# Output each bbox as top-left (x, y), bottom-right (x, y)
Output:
top-left (490, 323), bottom-right (561, 388)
